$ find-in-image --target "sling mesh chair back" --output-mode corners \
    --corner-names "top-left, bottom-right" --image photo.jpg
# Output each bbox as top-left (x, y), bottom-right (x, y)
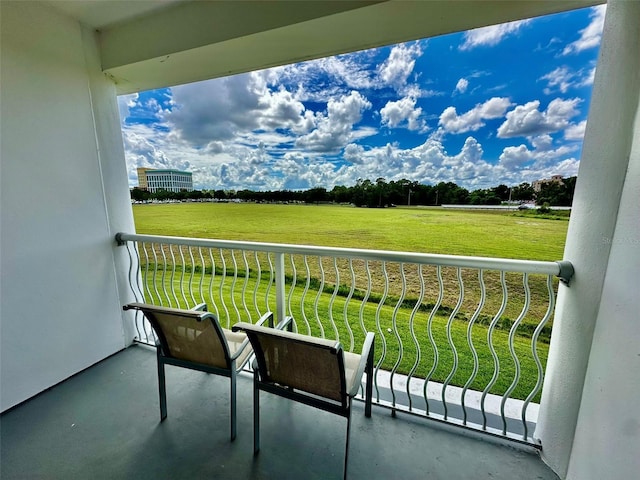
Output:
top-left (123, 302), bottom-right (274, 441)
top-left (233, 320), bottom-right (374, 480)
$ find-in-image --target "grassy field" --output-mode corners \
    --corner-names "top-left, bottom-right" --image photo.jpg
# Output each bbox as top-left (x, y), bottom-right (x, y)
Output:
top-left (132, 202), bottom-right (569, 401)
top-left (133, 202), bottom-right (568, 260)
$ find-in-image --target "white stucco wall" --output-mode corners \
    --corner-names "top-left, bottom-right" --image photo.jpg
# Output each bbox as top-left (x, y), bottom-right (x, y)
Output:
top-left (536, 1), bottom-right (640, 477)
top-left (566, 40), bottom-right (640, 479)
top-left (0, 1), bottom-right (134, 411)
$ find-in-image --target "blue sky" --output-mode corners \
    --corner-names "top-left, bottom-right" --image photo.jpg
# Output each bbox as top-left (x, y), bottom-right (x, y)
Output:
top-left (118, 5), bottom-right (605, 192)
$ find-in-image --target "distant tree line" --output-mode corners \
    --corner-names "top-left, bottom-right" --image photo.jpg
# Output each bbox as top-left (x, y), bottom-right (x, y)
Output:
top-left (130, 176), bottom-right (577, 207)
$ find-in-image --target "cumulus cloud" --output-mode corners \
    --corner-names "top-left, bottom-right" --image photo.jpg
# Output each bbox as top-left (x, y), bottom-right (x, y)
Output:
top-left (564, 120), bottom-right (587, 141)
top-left (539, 66), bottom-right (596, 94)
top-left (563, 5), bottom-right (606, 55)
top-left (439, 97), bottom-right (512, 134)
top-left (455, 78), bottom-right (469, 94)
top-left (459, 19), bottom-right (531, 50)
top-left (377, 43), bottom-right (423, 92)
top-left (295, 91), bottom-right (372, 152)
top-left (380, 96), bottom-right (427, 132)
top-left (497, 98), bottom-right (582, 138)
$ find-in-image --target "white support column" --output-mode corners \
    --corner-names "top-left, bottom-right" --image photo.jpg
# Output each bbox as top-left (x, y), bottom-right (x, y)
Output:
top-left (535, 1), bottom-right (640, 477)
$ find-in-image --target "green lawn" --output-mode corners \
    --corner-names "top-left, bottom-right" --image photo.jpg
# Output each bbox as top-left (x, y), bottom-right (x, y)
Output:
top-left (133, 203), bottom-right (568, 261)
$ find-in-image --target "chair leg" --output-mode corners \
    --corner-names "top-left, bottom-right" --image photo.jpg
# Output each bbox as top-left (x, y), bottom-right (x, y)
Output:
top-left (157, 351), bottom-right (167, 421)
top-left (253, 368), bottom-right (260, 455)
top-left (230, 367), bottom-right (237, 441)
top-left (365, 342), bottom-right (374, 418)
top-left (344, 400), bottom-right (352, 480)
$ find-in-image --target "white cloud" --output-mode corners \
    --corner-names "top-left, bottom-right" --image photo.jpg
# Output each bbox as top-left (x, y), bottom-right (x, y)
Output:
top-left (459, 19), bottom-right (531, 50)
top-left (563, 5), bottom-right (606, 55)
top-left (455, 78), bottom-right (469, 94)
top-left (295, 91), bottom-right (373, 152)
top-left (439, 97), bottom-right (512, 134)
top-left (380, 96), bottom-right (427, 132)
top-left (564, 120), bottom-right (587, 141)
top-left (540, 66), bottom-right (596, 94)
top-left (497, 98), bottom-right (582, 138)
top-left (378, 43), bottom-right (423, 92)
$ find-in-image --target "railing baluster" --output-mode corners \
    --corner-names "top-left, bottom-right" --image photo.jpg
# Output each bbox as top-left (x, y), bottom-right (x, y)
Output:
top-left (424, 265), bottom-right (443, 415)
top-left (481, 270), bottom-right (508, 430)
top-left (230, 249), bottom-right (241, 324)
top-left (253, 251), bottom-right (261, 317)
top-left (265, 252), bottom-right (274, 314)
top-left (169, 244), bottom-right (179, 307)
top-left (151, 243), bottom-right (162, 305)
top-left (442, 267), bottom-right (464, 420)
top-left (462, 269), bottom-right (485, 425)
top-left (188, 246), bottom-right (196, 307)
top-left (218, 248), bottom-right (230, 328)
top-left (208, 248), bottom-right (221, 319)
top-left (241, 250), bottom-right (251, 322)
top-left (313, 256), bottom-right (326, 338)
top-left (501, 272), bottom-right (530, 435)
top-left (344, 259), bottom-right (356, 352)
top-left (287, 254), bottom-right (297, 319)
top-left (178, 245), bottom-right (188, 307)
top-left (389, 262), bottom-right (407, 409)
top-left (522, 274), bottom-right (555, 441)
top-left (374, 261), bottom-right (389, 402)
top-left (198, 247), bottom-right (206, 305)
top-left (300, 255), bottom-right (312, 335)
top-left (160, 243), bottom-right (170, 307)
top-left (275, 252), bottom-right (285, 326)
top-left (328, 257), bottom-right (340, 342)
top-left (406, 264), bottom-right (424, 411)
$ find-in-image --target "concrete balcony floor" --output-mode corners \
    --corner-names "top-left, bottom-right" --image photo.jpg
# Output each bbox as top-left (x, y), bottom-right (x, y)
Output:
top-left (1, 345), bottom-right (558, 480)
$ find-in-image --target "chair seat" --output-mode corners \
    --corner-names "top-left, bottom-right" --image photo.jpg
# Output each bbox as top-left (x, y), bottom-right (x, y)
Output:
top-left (343, 351), bottom-right (363, 396)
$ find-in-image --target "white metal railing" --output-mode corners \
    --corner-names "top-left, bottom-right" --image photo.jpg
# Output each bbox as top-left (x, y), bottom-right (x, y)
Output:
top-left (116, 232), bottom-right (573, 446)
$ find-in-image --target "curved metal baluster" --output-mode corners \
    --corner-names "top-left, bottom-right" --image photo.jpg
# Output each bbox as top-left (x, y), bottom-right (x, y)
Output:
top-left (522, 274), bottom-right (555, 441)
top-left (328, 257), bottom-right (340, 342)
top-left (442, 267), bottom-right (464, 420)
top-left (141, 242), bottom-right (151, 302)
top-left (151, 243), bottom-right (162, 305)
top-left (125, 241), bottom-right (143, 341)
top-left (187, 246), bottom-right (197, 307)
top-left (169, 244), bottom-right (179, 307)
top-left (344, 259), bottom-right (356, 352)
top-left (313, 256), bottom-right (326, 338)
top-left (284, 254), bottom-right (295, 319)
top-left (253, 251), bottom-right (262, 316)
top-left (127, 241), bottom-right (144, 303)
top-left (406, 264), bottom-right (424, 411)
top-left (160, 243), bottom-right (170, 307)
top-left (299, 255), bottom-right (312, 335)
top-left (241, 250), bottom-right (251, 322)
top-left (501, 272), bottom-right (530, 435)
top-left (208, 249), bottom-right (220, 319)
top-left (178, 245), bottom-right (188, 307)
top-left (461, 269), bottom-right (485, 425)
top-left (424, 265), bottom-right (444, 416)
top-left (374, 261), bottom-right (389, 402)
top-left (230, 249), bottom-right (241, 324)
top-left (481, 270), bottom-right (508, 430)
top-left (389, 262), bottom-right (407, 408)
top-left (219, 248), bottom-right (230, 328)
top-left (198, 247), bottom-right (206, 305)
top-left (265, 253), bottom-right (274, 314)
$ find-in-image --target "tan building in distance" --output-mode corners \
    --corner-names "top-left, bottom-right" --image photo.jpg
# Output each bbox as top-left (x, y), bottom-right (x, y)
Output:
top-left (136, 167), bottom-right (193, 193)
top-left (532, 175), bottom-right (564, 192)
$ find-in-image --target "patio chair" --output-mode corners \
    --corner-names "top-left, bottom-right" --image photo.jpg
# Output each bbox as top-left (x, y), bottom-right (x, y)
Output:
top-left (123, 302), bottom-right (274, 441)
top-left (232, 319), bottom-right (374, 480)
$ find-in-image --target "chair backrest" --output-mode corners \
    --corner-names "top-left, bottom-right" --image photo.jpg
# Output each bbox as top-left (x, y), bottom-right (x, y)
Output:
top-left (234, 323), bottom-right (347, 404)
top-left (126, 303), bottom-right (231, 369)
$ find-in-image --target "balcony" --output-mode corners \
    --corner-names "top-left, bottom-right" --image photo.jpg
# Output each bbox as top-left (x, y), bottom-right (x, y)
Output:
top-left (1, 344), bottom-right (559, 479)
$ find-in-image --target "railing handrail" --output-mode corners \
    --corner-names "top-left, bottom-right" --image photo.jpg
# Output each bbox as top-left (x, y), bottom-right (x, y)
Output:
top-left (116, 232), bottom-right (573, 282)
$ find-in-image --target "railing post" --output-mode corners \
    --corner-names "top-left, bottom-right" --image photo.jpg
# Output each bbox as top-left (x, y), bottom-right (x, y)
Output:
top-left (275, 252), bottom-right (286, 325)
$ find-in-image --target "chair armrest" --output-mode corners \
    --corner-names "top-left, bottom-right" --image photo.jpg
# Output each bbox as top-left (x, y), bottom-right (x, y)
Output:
top-left (191, 303), bottom-right (208, 312)
top-left (228, 312), bottom-right (274, 362)
top-left (274, 316), bottom-right (295, 331)
top-left (348, 332), bottom-right (375, 397)
top-left (255, 311), bottom-right (275, 328)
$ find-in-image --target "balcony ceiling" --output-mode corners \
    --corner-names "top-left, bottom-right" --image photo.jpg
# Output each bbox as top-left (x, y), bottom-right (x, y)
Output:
top-left (47, 0), bottom-right (603, 95)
